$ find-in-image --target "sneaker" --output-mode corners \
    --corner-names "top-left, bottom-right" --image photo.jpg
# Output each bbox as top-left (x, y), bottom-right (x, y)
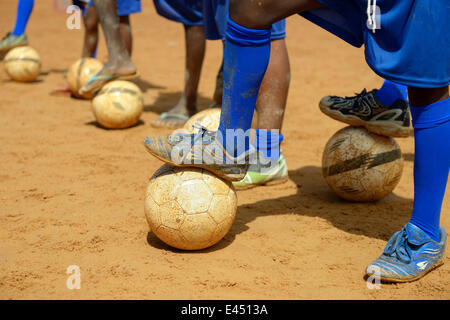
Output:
top-left (0, 32), bottom-right (28, 53)
top-left (319, 89), bottom-right (411, 137)
top-left (232, 151), bottom-right (288, 190)
top-left (366, 223), bottom-right (446, 283)
top-left (144, 127), bottom-right (253, 182)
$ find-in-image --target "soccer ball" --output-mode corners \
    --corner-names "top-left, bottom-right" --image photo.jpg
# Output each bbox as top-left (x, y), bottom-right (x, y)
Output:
top-left (145, 164), bottom-right (237, 250)
top-left (183, 108), bottom-right (258, 134)
top-left (91, 80), bottom-right (143, 129)
top-left (322, 126), bottom-right (404, 202)
top-left (67, 58), bottom-right (104, 99)
top-left (4, 46), bottom-right (41, 82)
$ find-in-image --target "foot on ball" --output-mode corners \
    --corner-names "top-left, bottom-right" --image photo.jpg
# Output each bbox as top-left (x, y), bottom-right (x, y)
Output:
top-left (0, 32), bottom-right (28, 53)
top-left (144, 126), bottom-right (254, 181)
top-left (319, 89), bottom-right (411, 138)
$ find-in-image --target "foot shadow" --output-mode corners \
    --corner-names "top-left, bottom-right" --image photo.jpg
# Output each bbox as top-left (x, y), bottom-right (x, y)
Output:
top-left (144, 91), bottom-right (214, 114)
top-left (130, 78), bottom-right (166, 93)
top-left (232, 165), bottom-right (413, 242)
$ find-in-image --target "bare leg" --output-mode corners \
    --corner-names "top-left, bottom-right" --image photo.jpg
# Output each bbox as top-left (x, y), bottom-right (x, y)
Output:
top-left (230, 0), bottom-right (324, 29)
top-left (79, 0), bottom-right (138, 95)
top-left (209, 42), bottom-right (225, 108)
top-left (119, 15), bottom-right (132, 56)
top-left (151, 25), bottom-right (206, 128)
top-left (408, 86), bottom-right (449, 107)
top-left (92, 0), bottom-right (136, 74)
top-left (82, 5), bottom-right (99, 58)
top-left (256, 38), bottom-right (290, 130)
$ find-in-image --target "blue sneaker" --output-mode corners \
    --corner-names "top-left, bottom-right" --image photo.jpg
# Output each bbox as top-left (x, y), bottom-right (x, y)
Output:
top-left (366, 223), bottom-right (446, 282)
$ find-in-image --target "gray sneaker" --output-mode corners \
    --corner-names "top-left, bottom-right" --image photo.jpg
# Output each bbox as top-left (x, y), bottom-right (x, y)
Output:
top-left (0, 32), bottom-right (28, 53)
top-left (319, 89), bottom-right (411, 137)
top-left (144, 127), bottom-right (253, 182)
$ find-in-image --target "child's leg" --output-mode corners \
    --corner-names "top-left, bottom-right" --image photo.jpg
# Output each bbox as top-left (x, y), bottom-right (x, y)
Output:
top-left (82, 5), bottom-right (99, 58)
top-left (231, 37), bottom-right (291, 189)
top-left (79, 0), bottom-right (137, 95)
top-left (151, 25), bottom-right (206, 128)
top-left (257, 38), bottom-right (290, 131)
top-left (408, 86), bottom-right (450, 242)
top-left (91, 0), bottom-right (134, 72)
top-left (210, 42), bottom-right (225, 109)
top-left (218, 0), bottom-right (321, 154)
top-left (119, 15), bottom-right (132, 56)
top-left (12, 0), bottom-right (34, 36)
top-left (182, 25), bottom-right (205, 115)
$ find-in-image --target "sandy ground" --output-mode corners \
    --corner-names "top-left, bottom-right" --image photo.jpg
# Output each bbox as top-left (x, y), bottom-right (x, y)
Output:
top-left (0, 2), bottom-right (449, 300)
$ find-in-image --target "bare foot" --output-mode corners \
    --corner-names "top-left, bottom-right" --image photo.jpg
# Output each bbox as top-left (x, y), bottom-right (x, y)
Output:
top-left (79, 60), bottom-right (138, 96)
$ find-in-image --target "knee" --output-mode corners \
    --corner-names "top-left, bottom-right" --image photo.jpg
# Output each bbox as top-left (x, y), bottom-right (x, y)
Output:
top-left (84, 14), bottom-right (98, 32)
top-left (229, 0), bottom-right (275, 29)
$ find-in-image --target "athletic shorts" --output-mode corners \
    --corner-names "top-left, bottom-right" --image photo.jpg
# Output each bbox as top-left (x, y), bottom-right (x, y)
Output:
top-left (87, 0), bottom-right (142, 16)
top-left (153, 0), bottom-right (203, 26)
top-left (203, 0), bottom-right (286, 41)
top-left (300, 0), bottom-right (449, 88)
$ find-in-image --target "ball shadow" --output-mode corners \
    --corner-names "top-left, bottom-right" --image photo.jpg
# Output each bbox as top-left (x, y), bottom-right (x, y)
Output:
top-left (84, 119), bottom-right (145, 129)
top-left (231, 165), bottom-right (413, 242)
top-left (146, 230), bottom-right (235, 254)
top-left (1, 78), bottom-right (43, 84)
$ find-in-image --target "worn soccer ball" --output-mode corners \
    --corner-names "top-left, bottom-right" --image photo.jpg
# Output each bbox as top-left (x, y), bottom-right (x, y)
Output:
top-left (322, 126), bottom-right (404, 202)
top-left (67, 58), bottom-right (104, 99)
top-left (145, 164), bottom-right (237, 250)
top-left (183, 108), bottom-right (258, 134)
top-left (4, 46), bottom-right (41, 82)
top-left (91, 80), bottom-right (143, 129)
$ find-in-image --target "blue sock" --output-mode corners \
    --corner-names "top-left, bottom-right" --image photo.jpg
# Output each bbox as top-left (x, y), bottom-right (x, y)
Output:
top-left (409, 97), bottom-right (450, 242)
top-left (12, 0), bottom-right (34, 36)
top-left (375, 80), bottom-right (408, 105)
top-left (252, 129), bottom-right (284, 160)
top-left (218, 17), bottom-right (271, 156)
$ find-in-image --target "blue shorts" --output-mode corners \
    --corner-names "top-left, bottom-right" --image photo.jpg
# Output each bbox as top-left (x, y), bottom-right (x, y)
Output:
top-left (87, 0), bottom-right (141, 16)
top-left (153, 0), bottom-right (203, 26)
top-left (203, 0), bottom-right (286, 41)
top-left (300, 0), bottom-right (449, 88)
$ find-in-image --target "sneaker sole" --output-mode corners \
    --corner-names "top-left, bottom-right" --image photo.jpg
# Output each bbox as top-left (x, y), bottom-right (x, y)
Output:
top-left (368, 259), bottom-right (445, 283)
top-left (234, 175), bottom-right (289, 191)
top-left (0, 41), bottom-right (28, 54)
top-left (144, 143), bottom-right (247, 182)
top-left (319, 101), bottom-right (410, 138)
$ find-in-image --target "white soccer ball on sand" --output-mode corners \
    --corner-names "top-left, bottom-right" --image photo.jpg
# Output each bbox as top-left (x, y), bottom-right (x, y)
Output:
top-left (91, 80), bottom-right (143, 129)
top-left (322, 126), bottom-right (404, 202)
top-left (145, 164), bottom-right (237, 250)
top-left (4, 46), bottom-right (41, 82)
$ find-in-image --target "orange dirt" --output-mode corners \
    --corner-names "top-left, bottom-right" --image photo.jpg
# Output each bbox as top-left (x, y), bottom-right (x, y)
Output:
top-left (0, 2), bottom-right (449, 300)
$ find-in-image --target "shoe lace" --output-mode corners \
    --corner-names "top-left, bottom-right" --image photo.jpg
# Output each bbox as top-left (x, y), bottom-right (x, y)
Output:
top-left (351, 89), bottom-right (378, 114)
top-left (384, 228), bottom-right (413, 264)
